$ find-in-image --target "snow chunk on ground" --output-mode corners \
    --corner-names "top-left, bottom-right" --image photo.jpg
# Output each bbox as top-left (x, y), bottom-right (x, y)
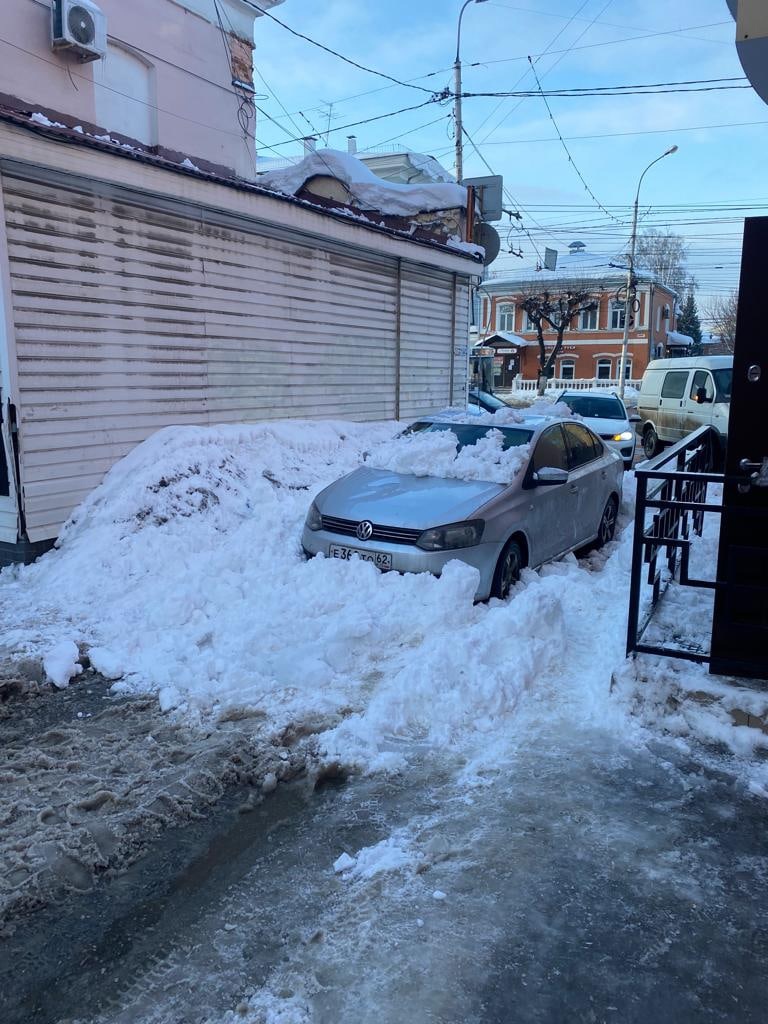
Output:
top-left (42, 640), bottom-right (82, 689)
top-left (366, 428), bottom-right (530, 484)
top-left (334, 835), bottom-right (419, 880)
top-left (256, 149), bottom-right (467, 216)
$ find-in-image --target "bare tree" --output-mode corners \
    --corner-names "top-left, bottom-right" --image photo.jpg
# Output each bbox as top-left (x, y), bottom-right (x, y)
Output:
top-left (518, 282), bottom-right (601, 395)
top-left (706, 290), bottom-right (738, 352)
top-left (635, 229), bottom-right (696, 296)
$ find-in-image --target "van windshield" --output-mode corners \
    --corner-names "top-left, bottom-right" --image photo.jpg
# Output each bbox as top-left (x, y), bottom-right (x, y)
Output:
top-left (713, 369), bottom-right (732, 401)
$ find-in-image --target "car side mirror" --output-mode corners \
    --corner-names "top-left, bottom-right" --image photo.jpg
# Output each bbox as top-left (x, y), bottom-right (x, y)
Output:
top-left (695, 387), bottom-right (711, 404)
top-left (629, 413), bottom-right (640, 423)
top-left (533, 466), bottom-right (569, 486)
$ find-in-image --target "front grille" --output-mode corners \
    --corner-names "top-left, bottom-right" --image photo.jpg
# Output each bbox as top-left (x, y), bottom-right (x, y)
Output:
top-left (321, 515), bottom-right (422, 545)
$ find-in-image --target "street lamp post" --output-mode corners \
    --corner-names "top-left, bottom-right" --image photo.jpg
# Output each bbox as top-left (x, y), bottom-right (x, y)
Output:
top-left (454, 0), bottom-right (488, 183)
top-left (618, 145), bottom-right (678, 398)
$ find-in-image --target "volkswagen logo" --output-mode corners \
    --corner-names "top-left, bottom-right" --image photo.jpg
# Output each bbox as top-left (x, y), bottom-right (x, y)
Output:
top-left (356, 520), bottom-right (374, 541)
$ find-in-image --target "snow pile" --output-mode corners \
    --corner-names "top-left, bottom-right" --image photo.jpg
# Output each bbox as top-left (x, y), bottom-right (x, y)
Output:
top-left (256, 149), bottom-right (467, 216)
top-left (334, 835), bottom-right (419, 880)
top-left (365, 428), bottom-right (530, 484)
top-left (42, 639), bottom-right (82, 689)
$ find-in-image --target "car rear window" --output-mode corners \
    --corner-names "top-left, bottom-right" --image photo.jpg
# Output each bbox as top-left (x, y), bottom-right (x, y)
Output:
top-left (561, 395), bottom-right (625, 419)
top-left (406, 421), bottom-right (533, 450)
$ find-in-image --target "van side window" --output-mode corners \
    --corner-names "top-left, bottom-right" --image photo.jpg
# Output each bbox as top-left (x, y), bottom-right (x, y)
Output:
top-left (690, 370), bottom-right (714, 402)
top-left (661, 371), bottom-right (689, 399)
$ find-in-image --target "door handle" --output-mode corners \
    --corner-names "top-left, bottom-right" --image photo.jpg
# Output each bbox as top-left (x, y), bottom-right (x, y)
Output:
top-left (569, 484), bottom-right (579, 493)
top-left (739, 457), bottom-right (768, 489)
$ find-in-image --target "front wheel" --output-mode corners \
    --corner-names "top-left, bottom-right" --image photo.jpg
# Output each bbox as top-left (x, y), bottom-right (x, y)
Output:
top-left (595, 496), bottom-right (618, 549)
top-left (491, 539), bottom-right (523, 600)
top-left (643, 425), bottom-right (662, 459)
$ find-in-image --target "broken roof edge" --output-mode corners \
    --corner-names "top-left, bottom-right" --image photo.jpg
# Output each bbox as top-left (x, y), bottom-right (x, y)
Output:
top-left (0, 106), bottom-right (482, 266)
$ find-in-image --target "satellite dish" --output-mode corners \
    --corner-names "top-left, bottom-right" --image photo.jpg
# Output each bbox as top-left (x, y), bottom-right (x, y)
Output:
top-left (475, 223), bottom-right (501, 266)
top-left (730, 1), bottom-right (768, 106)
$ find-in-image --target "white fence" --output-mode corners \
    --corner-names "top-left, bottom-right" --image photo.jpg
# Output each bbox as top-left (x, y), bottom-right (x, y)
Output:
top-left (499, 377), bottom-right (642, 394)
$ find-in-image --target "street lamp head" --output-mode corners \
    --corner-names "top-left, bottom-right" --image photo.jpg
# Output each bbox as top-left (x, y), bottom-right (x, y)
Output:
top-left (665, 145), bottom-right (679, 156)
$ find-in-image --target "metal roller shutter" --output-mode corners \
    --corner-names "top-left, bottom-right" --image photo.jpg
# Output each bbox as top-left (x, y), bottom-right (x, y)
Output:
top-left (2, 172), bottom-right (469, 541)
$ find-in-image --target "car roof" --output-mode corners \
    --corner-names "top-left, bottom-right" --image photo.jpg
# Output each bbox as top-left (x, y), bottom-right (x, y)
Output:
top-left (559, 389), bottom-right (622, 399)
top-left (416, 411), bottom-right (571, 433)
top-left (645, 355), bottom-right (733, 371)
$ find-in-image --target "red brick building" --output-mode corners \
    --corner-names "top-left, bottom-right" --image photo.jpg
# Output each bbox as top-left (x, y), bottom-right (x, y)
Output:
top-left (478, 243), bottom-right (680, 384)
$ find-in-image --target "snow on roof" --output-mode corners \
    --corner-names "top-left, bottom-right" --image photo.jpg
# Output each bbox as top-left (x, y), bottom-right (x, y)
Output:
top-left (255, 148), bottom-right (467, 216)
top-left (479, 331), bottom-right (536, 347)
top-left (667, 329), bottom-right (694, 346)
top-left (483, 248), bottom-right (673, 292)
top-left (397, 152), bottom-right (455, 183)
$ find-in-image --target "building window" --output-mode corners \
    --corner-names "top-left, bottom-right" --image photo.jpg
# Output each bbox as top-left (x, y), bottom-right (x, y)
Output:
top-left (580, 306), bottom-right (598, 330)
top-left (497, 303), bottom-right (516, 331)
top-left (596, 358), bottom-right (612, 380)
top-left (610, 302), bottom-right (626, 331)
top-left (524, 311), bottom-right (541, 332)
top-left (560, 360), bottom-right (575, 380)
top-left (623, 360), bottom-right (633, 380)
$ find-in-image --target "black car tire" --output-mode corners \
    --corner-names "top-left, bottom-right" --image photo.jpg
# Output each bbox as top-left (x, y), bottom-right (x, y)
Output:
top-left (491, 539), bottom-right (523, 600)
top-left (595, 496), bottom-right (619, 549)
top-left (642, 425), bottom-right (662, 459)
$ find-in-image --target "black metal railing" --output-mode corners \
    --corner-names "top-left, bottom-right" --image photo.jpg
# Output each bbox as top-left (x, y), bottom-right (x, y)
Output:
top-left (627, 426), bottom-right (724, 664)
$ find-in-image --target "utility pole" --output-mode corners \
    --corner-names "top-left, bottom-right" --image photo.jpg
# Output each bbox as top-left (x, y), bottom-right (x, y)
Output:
top-left (618, 145), bottom-right (678, 398)
top-left (454, 0), bottom-right (488, 183)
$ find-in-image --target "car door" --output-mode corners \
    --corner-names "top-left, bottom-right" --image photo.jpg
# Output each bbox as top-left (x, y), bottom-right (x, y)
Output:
top-left (562, 422), bottom-right (606, 546)
top-left (527, 424), bottom-right (575, 562)
top-left (657, 369), bottom-right (691, 441)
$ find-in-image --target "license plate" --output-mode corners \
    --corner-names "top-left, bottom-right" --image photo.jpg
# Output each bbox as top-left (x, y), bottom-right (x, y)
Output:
top-left (329, 544), bottom-right (392, 570)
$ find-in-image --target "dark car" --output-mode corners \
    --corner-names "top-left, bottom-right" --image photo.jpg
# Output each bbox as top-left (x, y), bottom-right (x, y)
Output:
top-left (468, 389), bottom-right (511, 414)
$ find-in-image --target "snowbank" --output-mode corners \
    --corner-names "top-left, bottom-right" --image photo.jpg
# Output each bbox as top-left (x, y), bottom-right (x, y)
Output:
top-left (2, 417), bottom-right (764, 786)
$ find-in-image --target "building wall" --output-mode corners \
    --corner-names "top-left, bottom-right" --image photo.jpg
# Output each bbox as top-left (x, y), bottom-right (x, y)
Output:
top-left (0, 0), bottom-right (282, 178)
top-left (0, 121), bottom-right (474, 547)
top-left (482, 281), bottom-right (678, 380)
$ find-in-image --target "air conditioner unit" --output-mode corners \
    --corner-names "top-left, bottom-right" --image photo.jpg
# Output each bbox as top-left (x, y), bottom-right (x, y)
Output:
top-left (51, 0), bottom-right (107, 63)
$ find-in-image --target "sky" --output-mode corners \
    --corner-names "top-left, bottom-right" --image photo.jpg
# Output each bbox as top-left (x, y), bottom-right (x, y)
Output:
top-left (250, 0), bottom-right (768, 319)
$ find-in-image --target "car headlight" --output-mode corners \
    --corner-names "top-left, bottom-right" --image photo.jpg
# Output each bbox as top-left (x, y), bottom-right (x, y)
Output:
top-left (613, 431), bottom-right (633, 442)
top-left (416, 520), bottom-right (484, 551)
top-left (305, 502), bottom-right (322, 531)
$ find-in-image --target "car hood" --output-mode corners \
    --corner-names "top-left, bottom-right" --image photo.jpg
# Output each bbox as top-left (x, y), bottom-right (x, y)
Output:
top-left (577, 416), bottom-right (629, 437)
top-left (315, 467), bottom-right (507, 529)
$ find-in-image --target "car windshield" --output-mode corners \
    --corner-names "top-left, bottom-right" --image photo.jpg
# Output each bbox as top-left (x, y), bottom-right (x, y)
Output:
top-left (713, 369), bottom-right (732, 401)
top-left (470, 390), bottom-right (508, 411)
top-left (560, 395), bottom-right (625, 419)
top-left (406, 421), bottom-right (533, 450)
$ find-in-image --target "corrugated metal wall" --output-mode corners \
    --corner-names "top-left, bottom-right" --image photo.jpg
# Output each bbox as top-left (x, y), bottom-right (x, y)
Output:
top-left (1, 172), bottom-right (471, 542)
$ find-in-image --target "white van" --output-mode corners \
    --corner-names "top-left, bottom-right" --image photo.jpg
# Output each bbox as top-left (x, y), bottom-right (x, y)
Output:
top-left (637, 355), bottom-right (733, 459)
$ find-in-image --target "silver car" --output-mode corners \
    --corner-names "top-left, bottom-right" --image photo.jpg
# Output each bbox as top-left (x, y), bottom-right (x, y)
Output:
top-left (302, 413), bottom-right (623, 601)
top-left (557, 390), bottom-right (636, 469)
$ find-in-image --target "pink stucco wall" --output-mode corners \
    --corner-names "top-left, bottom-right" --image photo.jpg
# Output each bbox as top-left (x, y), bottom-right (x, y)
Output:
top-left (0, 0), bottom-right (282, 178)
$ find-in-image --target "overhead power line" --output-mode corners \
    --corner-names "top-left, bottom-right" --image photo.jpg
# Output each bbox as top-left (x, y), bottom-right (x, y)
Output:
top-left (526, 55), bottom-right (622, 226)
top-left (240, 1), bottom-right (440, 96)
